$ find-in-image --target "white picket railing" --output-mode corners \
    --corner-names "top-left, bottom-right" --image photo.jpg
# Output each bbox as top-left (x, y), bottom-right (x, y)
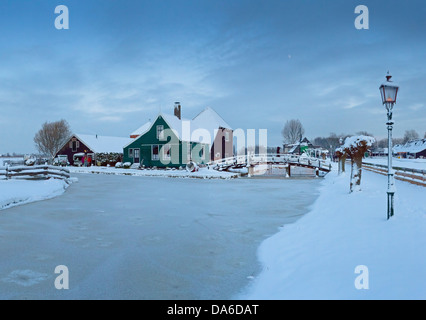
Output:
top-left (208, 154), bottom-right (332, 171)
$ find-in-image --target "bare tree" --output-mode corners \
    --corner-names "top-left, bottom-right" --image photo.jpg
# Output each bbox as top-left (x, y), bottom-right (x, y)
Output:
top-left (403, 130), bottom-right (419, 143)
top-left (282, 119), bottom-right (305, 144)
top-left (34, 120), bottom-right (72, 160)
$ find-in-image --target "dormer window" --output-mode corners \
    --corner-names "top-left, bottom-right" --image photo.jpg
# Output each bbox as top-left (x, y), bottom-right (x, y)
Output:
top-left (157, 125), bottom-right (164, 140)
top-left (225, 131), bottom-right (230, 142)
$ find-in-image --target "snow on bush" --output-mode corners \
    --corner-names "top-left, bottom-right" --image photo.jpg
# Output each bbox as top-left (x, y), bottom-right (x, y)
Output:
top-left (343, 135), bottom-right (375, 152)
top-left (343, 135), bottom-right (375, 192)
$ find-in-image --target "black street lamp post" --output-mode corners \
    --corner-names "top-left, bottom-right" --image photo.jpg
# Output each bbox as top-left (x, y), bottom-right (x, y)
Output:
top-left (379, 72), bottom-right (399, 220)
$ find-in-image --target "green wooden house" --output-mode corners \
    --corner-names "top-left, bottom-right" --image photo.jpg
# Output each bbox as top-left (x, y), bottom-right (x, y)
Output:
top-left (123, 113), bottom-right (211, 168)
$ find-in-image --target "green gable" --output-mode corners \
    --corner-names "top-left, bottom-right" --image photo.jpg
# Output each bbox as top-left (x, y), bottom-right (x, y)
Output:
top-left (123, 115), bottom-right (209, 168)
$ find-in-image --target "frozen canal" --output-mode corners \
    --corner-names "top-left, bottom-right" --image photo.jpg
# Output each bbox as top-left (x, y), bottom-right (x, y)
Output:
top-left (0, 174), bottom-right (321, 299)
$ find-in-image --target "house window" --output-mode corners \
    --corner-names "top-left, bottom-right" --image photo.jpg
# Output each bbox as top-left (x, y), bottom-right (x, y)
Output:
top-left (129, 148), bottom-right (134, 158)
top-left (134, 149), bottom-right (140, 159)
top-left (187, 143), bottom-right (191, 161)
top-left (200, 145), bottom-right (205, 160)
top-left (152, 145), bottom-right (160, 161)
top-left (156, 125), bottom-right (164, 140)
top-left (71, 140), bottom-right (79, 152)
top-left (162, 145), bottom-right (171, 161)
top-left (225, 131), bottom-right (230, 142)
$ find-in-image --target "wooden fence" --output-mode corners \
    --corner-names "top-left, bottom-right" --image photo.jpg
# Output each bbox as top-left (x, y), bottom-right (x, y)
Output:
top-left (363, 162), bottom-right (426, 187)
top-left (0, 165), bottom-right (70, 181)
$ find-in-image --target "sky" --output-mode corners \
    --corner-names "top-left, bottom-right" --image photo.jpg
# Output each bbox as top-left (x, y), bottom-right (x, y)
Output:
top-left (0, 0), bottom-right (425, 154)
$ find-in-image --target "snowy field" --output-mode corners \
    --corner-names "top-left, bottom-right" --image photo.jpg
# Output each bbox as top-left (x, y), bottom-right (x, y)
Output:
top-left (0, 174), bottom-right (320, 299)
top-left (241, 169), bottom-right (426, 300)
top-left (363, 157), bottom-right (426, 170)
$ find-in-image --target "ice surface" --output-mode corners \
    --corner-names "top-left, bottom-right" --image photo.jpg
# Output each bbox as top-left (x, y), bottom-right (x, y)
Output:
top-left (0, 174), bottom-right (321, 299)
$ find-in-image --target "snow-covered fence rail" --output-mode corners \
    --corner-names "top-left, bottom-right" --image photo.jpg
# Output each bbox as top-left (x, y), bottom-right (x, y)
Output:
top-left (0, 165), bottom-right (70, 181)
top-left (209, 154), bottom-right (331, 170)
top-left (0, 167), bottom-right (7, 180)
top-left (363, 162), bottom-right (426, 187)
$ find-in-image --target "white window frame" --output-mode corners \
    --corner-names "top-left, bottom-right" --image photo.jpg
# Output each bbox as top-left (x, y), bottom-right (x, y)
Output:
top-left (134, 148), bottom-right (140, 160)
top-left (128, 148), bottom-right (134, 158)
top-left (162, 145), bottom-right (171, 161)
top-left (200, 145), bottom-right (205, 160)
top-left (71, 140), bottom-right (79, 152)
top-left (225, 131), bottom-right (230, 142)
top-left (156, 125), bottom-right (164, 140)
top-left (151, 144), bottom-right (160, 161)
top-left (187, 143), bottom-right (191, 161)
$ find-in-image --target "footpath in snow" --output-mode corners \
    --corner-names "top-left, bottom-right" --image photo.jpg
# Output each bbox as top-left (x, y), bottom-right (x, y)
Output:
top-left (240, 168), bottom-right (426, 300)
top-left (0, 179), bottom-right (71, 210)
top-left (67, 166), bottom-right (239, 179)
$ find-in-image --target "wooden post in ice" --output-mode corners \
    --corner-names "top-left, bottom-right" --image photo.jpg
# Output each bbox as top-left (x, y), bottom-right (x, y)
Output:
top-left (247, 152), bottom-right (253, 177)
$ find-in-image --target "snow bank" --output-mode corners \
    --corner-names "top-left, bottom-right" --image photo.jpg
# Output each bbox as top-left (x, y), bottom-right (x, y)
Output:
top-left (241, 170), bottom-right (426, 299)
top-left (0, 179), bottom-right (71, 210)
top-left (67, 166), bottom-right (239, 179)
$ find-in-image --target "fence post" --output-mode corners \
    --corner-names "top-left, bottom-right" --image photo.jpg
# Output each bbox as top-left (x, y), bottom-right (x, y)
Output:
top-left (6, 165), bottom-right (9, 180)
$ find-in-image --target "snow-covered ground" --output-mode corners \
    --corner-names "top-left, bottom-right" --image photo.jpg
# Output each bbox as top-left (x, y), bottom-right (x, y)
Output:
top-left (364, 157), bottom-right (426, 170)
top-left (240, 169), bottom-right (426, 300)
top-left (0, 179), bottom-right (71, 210)
top-left (68, 165), bottom-right (239, 179)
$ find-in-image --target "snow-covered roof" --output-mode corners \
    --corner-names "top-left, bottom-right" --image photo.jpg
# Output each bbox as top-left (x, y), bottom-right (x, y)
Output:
top-left (161, 113), bottom-right (193, 141)
top-left (192, 107), bottom-right (232, 131)
top-left (76, 134), bottom-right (133, 154)
top-left (129, 107), bottom-right (232, 146)
top-left (130, 121), bottom-right (152, 137)
top-left (393, 139), bottom-right (426, 153)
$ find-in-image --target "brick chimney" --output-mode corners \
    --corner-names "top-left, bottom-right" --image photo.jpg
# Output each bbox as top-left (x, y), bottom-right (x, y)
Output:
top-left (174, 102), bottom-right (181, 120)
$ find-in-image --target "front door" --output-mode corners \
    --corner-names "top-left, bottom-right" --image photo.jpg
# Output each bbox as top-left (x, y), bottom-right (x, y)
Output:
top-left (134, 148), bottom-right (140, 164)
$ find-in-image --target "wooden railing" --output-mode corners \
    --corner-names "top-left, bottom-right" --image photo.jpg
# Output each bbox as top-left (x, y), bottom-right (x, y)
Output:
top-left (0, 165), bottom-right (70, 181)
top-left (209, 154), bottom-right (332, 172)
top-left (363, 162), bottom-right (426, 187)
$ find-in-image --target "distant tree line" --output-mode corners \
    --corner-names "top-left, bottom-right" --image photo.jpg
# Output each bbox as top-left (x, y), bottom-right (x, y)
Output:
top-left (279, 119), bottom-right (423, 156)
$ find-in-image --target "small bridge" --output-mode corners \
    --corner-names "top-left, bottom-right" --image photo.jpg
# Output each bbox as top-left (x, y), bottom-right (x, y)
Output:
top-left (208, 154), bottom-right (332, 177)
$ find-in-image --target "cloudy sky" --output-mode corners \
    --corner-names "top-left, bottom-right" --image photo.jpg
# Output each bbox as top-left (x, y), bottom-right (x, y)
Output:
top-left (0, 0), bottom-right (425, 153)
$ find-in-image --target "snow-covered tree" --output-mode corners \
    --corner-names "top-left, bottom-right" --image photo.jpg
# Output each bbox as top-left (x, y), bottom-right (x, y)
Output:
top-left (343, 135), bottom-right (375, 193)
